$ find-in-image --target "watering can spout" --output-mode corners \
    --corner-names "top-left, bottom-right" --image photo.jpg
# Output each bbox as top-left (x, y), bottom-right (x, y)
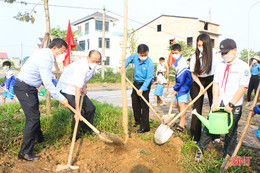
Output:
top-left (192, 109), bottom-right (210, 129)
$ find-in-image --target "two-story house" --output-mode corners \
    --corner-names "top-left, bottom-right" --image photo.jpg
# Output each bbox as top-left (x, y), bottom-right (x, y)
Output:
top-left (71, 12), bottom-right (123, 69)
top-left (134, 15), bottom-right (221, 63)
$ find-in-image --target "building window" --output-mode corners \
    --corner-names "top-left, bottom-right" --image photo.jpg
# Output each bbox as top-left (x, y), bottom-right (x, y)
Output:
top-left (187, 37), bottom-right (193, 47)
top-left (204, 22), bottom-right (208, 30)
top-left (157, 24), bottom-right (161, 32)
top-left (211, 39), bottom-right (215, 48)
top-left (79, 40), bottom-right (85, 50)
top-left (104, 56), bottom-right (110, 65)
top-left (95, 20), bottom-right (109, 32)
top-left (85, 23), bottom-right (89, 34)
top-left (98, 38), bottom-right (110, 49)
top-left (87, 39), bottom-right (90, 50)
top-left (78, 26), bottom-right (82, 35)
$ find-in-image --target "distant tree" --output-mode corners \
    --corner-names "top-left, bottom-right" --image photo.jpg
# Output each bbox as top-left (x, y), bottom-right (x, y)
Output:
top-left (238, 49), bottom-right (256, 63)
top-left (168, 41), bottom-right (195, 59)
top-left (127, 29), bottom-right (138, 56)
top-left (51, 26), bottom-right (78, 51)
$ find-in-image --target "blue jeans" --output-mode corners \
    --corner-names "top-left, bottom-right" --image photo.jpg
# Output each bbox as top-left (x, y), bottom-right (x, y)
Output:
top-left (197, 105), bottom-right (242, 157)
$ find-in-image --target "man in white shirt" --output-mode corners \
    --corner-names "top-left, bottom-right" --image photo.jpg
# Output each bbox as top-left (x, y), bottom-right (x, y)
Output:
top-left (195, 39), bottom-right (250, 162)
top-left (14, 38), bottom-right (69, 161)
top-left (56, 50), bottom-right (101, 140)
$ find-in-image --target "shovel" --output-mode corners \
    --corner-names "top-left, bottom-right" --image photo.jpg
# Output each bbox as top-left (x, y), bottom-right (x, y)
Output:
top-left (56, 96), bottom-right (84, 171)
top-left (154, 81), bottom-right (213, 145)
top-left (162, 92), bottom-right (177, 124)
top-left (125, 76), bottom-right (164, 123)
top-left (67, 104), bottom-right (123, 145)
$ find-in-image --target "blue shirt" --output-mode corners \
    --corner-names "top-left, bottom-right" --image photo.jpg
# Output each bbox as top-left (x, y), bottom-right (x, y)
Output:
top-left (172, 55), bottom-right (192, 96)
top-left (17, 48), bottom-right (64, 102)
top-left (125, 53), bottom-right (154, 91)
top-left (1, 69), bottom-right (15, 89)
top-left (251, 63), bottom-right (260, 75)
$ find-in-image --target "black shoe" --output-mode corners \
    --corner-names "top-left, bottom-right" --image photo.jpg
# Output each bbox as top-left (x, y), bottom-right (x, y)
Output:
top-left (136, 128), bottom-right (150, 133)
top-left (18, 153), bottom-right (41, 161)
top-left (132, 124), bottom-right (139, 127)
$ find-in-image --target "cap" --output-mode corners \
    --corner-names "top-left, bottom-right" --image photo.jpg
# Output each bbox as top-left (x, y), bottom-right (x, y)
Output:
top-left (251, 56), bottom-right (260, 61)
top-left (219, 39), bottom-right (237, 53)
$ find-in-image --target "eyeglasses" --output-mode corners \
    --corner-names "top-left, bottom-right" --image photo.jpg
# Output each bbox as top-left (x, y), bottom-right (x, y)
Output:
top-left (58, 48), bottom-right (67, 54)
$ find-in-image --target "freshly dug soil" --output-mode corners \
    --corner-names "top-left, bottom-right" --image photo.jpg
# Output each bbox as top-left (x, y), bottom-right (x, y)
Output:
top-left (0, 132), bottom-right (185, 173)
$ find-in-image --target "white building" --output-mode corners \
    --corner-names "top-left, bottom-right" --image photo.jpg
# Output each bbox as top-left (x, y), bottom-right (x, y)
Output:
top-left (71, 12), bottom-right (124, 69)
top-left (134, 15), bottom-right (221, 63)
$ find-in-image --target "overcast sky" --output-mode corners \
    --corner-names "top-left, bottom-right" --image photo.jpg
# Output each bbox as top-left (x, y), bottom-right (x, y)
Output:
top-left (0, 0), bottom-right (259, 59)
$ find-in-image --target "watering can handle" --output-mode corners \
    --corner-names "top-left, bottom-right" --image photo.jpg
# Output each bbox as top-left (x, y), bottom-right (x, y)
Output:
top-left (228, 111), bottom-right (233, 129)
top-left (210, 107), bottom-right (225, 113)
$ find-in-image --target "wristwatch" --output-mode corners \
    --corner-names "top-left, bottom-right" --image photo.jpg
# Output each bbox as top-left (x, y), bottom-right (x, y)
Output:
top-left (228, 102), bottom-right (234, 108)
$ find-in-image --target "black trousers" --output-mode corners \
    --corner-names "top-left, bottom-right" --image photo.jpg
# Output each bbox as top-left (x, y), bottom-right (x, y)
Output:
top-left (131, 81), bottom-right (151, 130)
top-left (198, 105), bottom-right (242, 157)
top-left (61, 92), bottom-right (95, 137)
top-left (190, 75), bottom-right (213, 142)
top-left (13, 79), bottom-right (43, 154)
top-left (247, 75), bottom-right (259, 101)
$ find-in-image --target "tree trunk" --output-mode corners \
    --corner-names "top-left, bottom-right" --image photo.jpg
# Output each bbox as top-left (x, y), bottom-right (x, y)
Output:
top-left (121, 0), bottom-right (128, 144)
top-left (43, 0), bottom-right (51, 115)
top-left (101, 6), bottom-right (105, 80)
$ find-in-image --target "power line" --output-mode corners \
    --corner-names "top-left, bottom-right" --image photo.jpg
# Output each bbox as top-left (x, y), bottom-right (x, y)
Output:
top-left (1, 0), bottom-right (186, 39)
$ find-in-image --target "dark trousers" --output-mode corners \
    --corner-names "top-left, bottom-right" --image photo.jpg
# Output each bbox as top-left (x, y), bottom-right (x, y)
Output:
top-left (13, 79), bottom-right (43, 154)
top-left (247, 75), bottom-right (259, 101)
top-left (61, 92), bottom-right (95, 137)
top-left (198, 105), bottom-right (242, 157)
top-left (190, 75), bottom-right (213, 142)
top-left (131, 81), bottom-right (151, 130)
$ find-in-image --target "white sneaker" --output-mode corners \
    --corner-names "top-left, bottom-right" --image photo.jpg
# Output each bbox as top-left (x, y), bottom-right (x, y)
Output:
top-left (214, 138), bottom-right (220, 143)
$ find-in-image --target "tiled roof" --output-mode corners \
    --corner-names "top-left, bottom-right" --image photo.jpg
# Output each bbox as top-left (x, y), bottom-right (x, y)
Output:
top-left (0, 52), bottom-right (8, 59)
top-left (72, 11), bottom-right (118, 26)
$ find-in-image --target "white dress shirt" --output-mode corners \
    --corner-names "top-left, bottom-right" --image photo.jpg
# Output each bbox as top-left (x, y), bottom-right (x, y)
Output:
top-left (190, 49), bottom-right (222, 77)
top-left (56, 58), bottom-right (96, 95)
top-left (213, 58), bottom-right (250, 106)
top-left (17, 48), bottom-right (65, 101)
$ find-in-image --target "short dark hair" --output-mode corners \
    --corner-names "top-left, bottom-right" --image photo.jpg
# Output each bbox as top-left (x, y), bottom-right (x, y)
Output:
top-left (137, 44), bottom-right (149, 54)
top-left (187, 58), bottom-right (191, 62)
top-left (49, 38), bottom-right (68, 49)
top-left (2, 61), bottom-right (11, 67)
top-left (171, 44), bottom-right (182, 51)
top-left (88, 50), bottom-right (101, 58)
top-left (159, 57), bottom-right (165, 61)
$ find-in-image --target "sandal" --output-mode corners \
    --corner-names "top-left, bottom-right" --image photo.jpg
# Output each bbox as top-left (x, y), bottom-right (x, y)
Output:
top-left (195, 150), bottom-right (203, 162)
top-left (173, 124), bottom-right (185, 133)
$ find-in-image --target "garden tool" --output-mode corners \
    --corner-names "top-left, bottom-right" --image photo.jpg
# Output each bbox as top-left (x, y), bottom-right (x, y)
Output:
top-left (56, 96), bottom-right (84, 171)
top-left (162, 92), bottom-right (177, 124)
top-left (192, 107), bottom-right (233, 134)
top-left (125, 76), bottom-right (164, 123)
top-left (67, 104), bottom-right (123, 145)
top-left (220, 84), bottom-right (260, 173)
top-left (154, 81), bottom-right (213, 145)
top-left (0, 86), bottom-right (15, 97)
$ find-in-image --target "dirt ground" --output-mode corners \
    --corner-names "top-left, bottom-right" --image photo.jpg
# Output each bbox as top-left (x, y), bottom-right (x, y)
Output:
top-left (0, 131), bottom-right (184, 173)
top-left (1, 83), bottom-right (260, 172)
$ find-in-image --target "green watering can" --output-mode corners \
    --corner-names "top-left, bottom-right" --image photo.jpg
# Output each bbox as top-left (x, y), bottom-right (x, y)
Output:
top-left (192, 107), bottom-right (233, 134)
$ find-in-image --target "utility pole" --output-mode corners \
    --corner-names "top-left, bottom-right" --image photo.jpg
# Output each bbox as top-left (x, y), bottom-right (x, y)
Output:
top-left (21, 43), bottom-right (23, 66)
top-left (101, 6), bottom-right (105, 80)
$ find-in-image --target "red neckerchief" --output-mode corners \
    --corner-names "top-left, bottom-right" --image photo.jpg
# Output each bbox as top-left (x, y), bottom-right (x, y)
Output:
top-left (221, 64), bottom-right (232, 93)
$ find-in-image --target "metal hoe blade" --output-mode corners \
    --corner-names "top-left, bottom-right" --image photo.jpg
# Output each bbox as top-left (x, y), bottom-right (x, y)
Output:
top-left (56, 164), bottom-right (79, 172)
top-left (154, 124), bottom-right (174, 145)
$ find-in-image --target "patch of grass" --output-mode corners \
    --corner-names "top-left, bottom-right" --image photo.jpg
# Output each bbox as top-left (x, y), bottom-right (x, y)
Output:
top-left (0, 99), bottom-right (124, 154)
top-left (139, 149), bottom-right (150, 155)
top-left (137, 133), bottom-right (153, 141)
top-left (176, 133), bottom-right (256, 173)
